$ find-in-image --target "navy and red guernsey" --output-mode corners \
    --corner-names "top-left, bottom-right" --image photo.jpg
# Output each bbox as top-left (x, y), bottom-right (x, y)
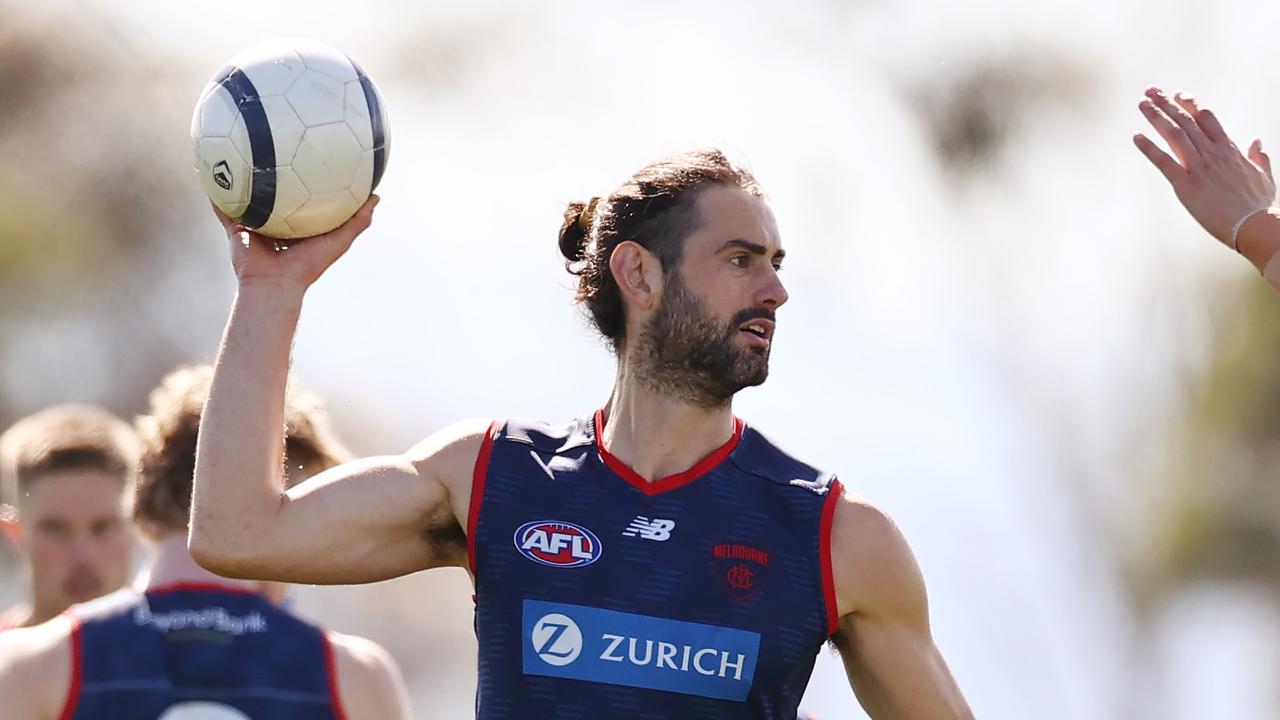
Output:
top-left (469, 411), bottom-right (844, 720)
top-left (57, 583), bottom-right (346, 720)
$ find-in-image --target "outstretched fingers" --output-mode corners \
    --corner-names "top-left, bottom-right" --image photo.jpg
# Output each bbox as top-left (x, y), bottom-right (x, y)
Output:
top-left (1139, 99), bottom-right (1196, 168)
top-left (1174, 93), bottom-right (1229, 144)
top-left (1145, 87), bottom-right (1211, 157)
top-left (1134, 133), bottom-right (1187, 185)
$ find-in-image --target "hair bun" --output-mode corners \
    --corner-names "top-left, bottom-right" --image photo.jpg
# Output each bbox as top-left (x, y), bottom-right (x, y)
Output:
top-left (557, 198), bottom-right (598, 263)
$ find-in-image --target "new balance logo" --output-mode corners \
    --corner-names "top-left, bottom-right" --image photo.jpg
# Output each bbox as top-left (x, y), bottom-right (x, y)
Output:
top-left (622, 516), bottom-right (675, 541)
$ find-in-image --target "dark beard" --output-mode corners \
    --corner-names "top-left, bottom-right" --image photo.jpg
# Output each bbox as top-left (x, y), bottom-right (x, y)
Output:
top-left (634, 273), bottom-right (773, 409)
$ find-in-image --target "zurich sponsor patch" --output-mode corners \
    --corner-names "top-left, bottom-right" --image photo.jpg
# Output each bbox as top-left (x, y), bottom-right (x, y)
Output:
top-left (514, 520), bottom-right (603, 568)
top-left (522, 599), bottom-right (761, 701)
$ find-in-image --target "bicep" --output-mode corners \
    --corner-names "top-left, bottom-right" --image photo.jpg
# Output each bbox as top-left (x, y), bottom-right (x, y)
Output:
top-left (266, 454), bottom-right (459, 583)
top-left (220, 419), bottom-right (488, 584)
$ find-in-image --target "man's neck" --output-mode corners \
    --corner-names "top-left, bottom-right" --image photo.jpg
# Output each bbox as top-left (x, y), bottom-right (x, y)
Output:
top-left (602, 368), bottom-right (737, 483)
top-left (142, 535), bottom-right (282, 602)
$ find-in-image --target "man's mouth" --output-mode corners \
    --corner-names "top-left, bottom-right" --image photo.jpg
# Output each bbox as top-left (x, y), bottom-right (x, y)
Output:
top-left (64, 572), bottom-right (102, 601)
top-left (738, 318), bottom-right (775, 346)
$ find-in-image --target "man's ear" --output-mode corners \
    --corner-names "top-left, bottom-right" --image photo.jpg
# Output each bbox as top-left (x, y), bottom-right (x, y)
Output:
top-left (609, 241), bottom-right (665, 312)
top-left (0, 504), bottom-right (21, 547)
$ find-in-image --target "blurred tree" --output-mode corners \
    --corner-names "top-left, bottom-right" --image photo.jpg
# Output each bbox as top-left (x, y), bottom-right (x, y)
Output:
top-left (1144, 280), bottom-right (1280, 600)
top-left (0, 0), bottom-right (227, 458)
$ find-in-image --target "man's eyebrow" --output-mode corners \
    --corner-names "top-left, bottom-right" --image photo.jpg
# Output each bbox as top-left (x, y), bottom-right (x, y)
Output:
top-left (719, 238), bottom-right (785, 260)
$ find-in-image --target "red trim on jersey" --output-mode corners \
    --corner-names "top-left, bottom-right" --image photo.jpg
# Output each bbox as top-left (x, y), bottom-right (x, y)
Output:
top-left (323, 633), bottom-right (350, 720)
top-left (593, 410), bottom-right (744, 496)
top-left (820, 477), bottom-right (843, 637)
top-left (57, 613), bottom-right (83, 720)
top-left (145, 582), bottom-right (260, 597)
top-left (467, 420), bottom-right (501, 577)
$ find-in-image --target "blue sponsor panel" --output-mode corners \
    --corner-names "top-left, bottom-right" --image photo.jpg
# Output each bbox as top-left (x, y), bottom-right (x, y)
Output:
top-left (522, 599), bottom-right (761, 701)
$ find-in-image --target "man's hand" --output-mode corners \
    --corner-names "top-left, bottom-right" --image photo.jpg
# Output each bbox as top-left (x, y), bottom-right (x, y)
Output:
top-left (213, 195), bottom-right (379, 291)
top-left (1134, 87), bottom-right (1275, 248)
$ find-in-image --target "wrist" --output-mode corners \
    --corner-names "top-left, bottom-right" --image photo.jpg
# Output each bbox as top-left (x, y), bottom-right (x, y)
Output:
top-left (1236, 207), bottom-right (1280, 273)
top-left (236, 276), bottom-right (310, 298)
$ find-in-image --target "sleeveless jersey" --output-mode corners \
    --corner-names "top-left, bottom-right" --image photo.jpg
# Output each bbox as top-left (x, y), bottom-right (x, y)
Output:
top-left (58, 583), bottom-right (345, 720)
top-left (469, 412), bottom-right (843, 720)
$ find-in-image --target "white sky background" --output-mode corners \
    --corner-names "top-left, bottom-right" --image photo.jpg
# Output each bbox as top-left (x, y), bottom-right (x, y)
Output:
top-left (55, 0), bottom-right (1280, 716)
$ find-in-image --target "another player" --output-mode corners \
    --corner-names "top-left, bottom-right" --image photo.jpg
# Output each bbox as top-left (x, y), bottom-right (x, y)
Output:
top-left (0, 406), bottom-right (139, 632)
top-left (0, 365), bottom-right (411, 719)
top-left (190, 150), bottom-right (974, 718)
top-left (1135, 86), bottom-right (1280, 287)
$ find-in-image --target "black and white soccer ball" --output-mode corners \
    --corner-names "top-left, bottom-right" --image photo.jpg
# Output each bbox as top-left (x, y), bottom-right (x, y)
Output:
top-left (191, 39), bottom-right (389, 239)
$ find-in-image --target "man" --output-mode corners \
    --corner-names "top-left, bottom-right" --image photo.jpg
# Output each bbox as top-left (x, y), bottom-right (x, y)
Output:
top-left (0, 365), bottom-right (410, 719)
top-left (190, 150), bottom-right (974, 718)
top-left (0, 405), bottom-right (139, 632)
top-left (1135, 86), bottom-right (1280, 285)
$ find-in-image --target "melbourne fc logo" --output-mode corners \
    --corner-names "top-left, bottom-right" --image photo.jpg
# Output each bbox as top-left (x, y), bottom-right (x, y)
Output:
top-left (712, 543), bottom-right (770, 601)
top-left (514, 520), bottom-right (603, 568)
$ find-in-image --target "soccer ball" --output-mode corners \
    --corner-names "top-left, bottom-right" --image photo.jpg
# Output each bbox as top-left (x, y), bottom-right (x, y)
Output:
top-left (191, 39), bottom-right (389, 239)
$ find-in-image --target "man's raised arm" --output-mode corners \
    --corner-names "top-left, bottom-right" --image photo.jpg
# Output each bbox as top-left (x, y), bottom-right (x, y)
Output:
top-left (190, 199), bottom-right (483, 584)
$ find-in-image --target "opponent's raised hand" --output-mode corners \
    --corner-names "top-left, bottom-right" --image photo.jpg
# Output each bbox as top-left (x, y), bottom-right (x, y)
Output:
top-left (212, 195), bottom-right (379, 291)
top-left (1134, 87), bottom-right (1275, 249)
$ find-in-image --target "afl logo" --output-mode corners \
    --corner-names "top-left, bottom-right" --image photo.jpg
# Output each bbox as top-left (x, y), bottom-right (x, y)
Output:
top-left (514, 520), bottom-right (602, 568)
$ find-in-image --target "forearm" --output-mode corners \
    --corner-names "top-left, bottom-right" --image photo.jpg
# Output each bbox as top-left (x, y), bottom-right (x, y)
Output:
top-left (191, 282), bottom-right (304, 571)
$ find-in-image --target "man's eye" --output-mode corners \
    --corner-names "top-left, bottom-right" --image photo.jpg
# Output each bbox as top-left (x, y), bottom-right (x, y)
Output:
top-left (730, 255), bottom-right (747, 267)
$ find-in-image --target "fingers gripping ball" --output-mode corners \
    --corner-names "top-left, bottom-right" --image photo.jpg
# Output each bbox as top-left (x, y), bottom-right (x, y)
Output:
top-left (192, 38), bottom-right (389, 239)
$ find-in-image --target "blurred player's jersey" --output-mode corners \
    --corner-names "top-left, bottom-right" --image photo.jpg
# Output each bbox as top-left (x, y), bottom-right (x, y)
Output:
top-left (59, 584), bottom-right (344, 719)
top-left (471, 413), bottom-right (842, 720)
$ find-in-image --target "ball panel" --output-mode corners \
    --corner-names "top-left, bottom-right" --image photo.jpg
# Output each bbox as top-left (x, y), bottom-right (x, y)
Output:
top-left (256, 213), bottom-right (297, 240)
top-left (195, 79), bottom-right (221, 106)
top-left (261, 95), bottom-right (306, 164)
top-left (355, 72), bottom-right (388, 191)
top-left (232, 46), bottom-right (306, 97)
top-left (196, 84), bottom-right (239, 138)
top-left (287, 190), bottom-right (361, 237)
top-left (350, 149), bottom-right (375, 201)
top-left (296, 42), bottom-right (358, 83)
top-left (284, 70), bottom-right (345, 126)
top-left (195, 136), bottom-right (251, 216)
top-left (229, 115), bottom-right (253, 173)
top-left (270, 166), bottom-right (310, 220)
top-left (242, 166), bottom-right (278, 230)
top-left (342, 80), bottom-right (373, 151)
top-left (291, 123), bottom-right (362, 194)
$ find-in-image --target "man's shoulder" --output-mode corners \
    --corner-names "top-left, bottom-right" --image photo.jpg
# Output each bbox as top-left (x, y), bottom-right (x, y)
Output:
top-left (494, 415), bottom-right (593, 454)
top-left (326, 630), bottom-right (408, 719)
top-left (829, 488), bottom-right (926, 618)
top-left (0, 613), bottom-right (75, 714)
top-left (731, 421), bottom-right (837, 495)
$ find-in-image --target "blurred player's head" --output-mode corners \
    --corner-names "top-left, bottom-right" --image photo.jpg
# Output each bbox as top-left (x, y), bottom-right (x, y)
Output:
top-left (0, 405), bottom-right (140, 622)
top-left (133, 365), bottom-right (350, 542)
top-left (559, 149), bottom-right (787, 408)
